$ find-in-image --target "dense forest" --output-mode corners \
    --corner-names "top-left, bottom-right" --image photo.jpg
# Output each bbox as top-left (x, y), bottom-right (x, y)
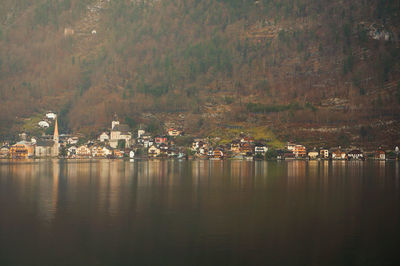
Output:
top-left (0, 0), bottom-right (399, 147)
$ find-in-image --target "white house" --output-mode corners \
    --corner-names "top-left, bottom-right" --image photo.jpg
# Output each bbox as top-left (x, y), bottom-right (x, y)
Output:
top-left (192, 139), bottom-right (208, 151)
top-left (320, 149), bottom-right (329, 159)
top-left (138, 129), bottom-right (145, 138)
top-left (99, 132), bottom-right (109, 142)
top-left (286, 142), bottom-right (296, 151)
top-left (141, 134), bottom-right (154, 148)
top-left (38, 121), bottom-right (50, 128)
top-left (254, 144), bottom-right (268, 155)
top-left (67, 137), bottom-right (79, 145)
top-left (198, 147), bottom-right (208, 155)
top-left (67, 146), bottom-right (77, 157)
top-left (347, 150), bottom-right (364, 160)
top-left (0, 146), bottom-right (10, 158)
top-left (308, 151), bottom-right (319, 159)
top-left (46, 112), bottom-right (57, 120)
top-left (102, 147), bottom-right (112, 157)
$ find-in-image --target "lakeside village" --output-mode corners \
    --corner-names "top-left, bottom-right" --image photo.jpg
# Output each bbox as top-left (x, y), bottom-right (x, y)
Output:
top-left (0, 112), bottom-right (398, 161)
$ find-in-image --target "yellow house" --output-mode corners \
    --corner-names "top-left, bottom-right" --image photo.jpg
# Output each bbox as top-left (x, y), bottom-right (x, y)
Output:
top-left (148, 145), bottom-right (161, 158)
top-left (10, 141), bottom-right (34, 159)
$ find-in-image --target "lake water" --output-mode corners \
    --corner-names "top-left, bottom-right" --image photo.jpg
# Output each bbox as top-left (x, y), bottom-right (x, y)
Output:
top-left (0, 160), bottom-right (399, 265)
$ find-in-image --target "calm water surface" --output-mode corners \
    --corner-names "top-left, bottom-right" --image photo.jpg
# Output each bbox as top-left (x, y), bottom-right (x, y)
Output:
top-left (0, 160), bottom-right (399, 265)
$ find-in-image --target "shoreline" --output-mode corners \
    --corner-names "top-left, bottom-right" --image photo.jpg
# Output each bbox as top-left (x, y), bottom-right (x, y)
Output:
top-left (0, 157), bottom-right (396, 163)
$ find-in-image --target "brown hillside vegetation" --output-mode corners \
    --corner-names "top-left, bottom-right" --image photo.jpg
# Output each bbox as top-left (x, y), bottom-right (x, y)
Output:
top-left (0, 0), bottom-right (399, 148)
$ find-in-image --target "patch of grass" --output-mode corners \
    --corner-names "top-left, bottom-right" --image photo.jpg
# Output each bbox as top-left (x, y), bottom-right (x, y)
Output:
top-left (208, 125), bottom-right (284, 149)
top-left (20, 113), bottom-right (47, 136)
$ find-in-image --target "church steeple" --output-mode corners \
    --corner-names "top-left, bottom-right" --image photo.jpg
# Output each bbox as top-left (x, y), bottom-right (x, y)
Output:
top-left (52, 116), bottom-right (60, 157)
top-left (53, 117), bottom-right (59, 143)
top-left (112, 113), bottom-right (120, 130)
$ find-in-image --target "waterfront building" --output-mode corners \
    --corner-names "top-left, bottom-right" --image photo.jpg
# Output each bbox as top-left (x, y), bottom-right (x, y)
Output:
top-left (347, 150), bottom-right (364, 160)
top-left (192, 139), bottom-right (208, 151)
top-left (155, 136), bottom-right (168, 145)
top-left (254, 143), bottom-right (268, 155)
top-left (0, 146), bottom-right (10, 158)
top-left (240, 142), bottom-right (253, 155)
top-left (293, 145), bottom-right (306, 158)
top-left (10, 141), bottom-right (34, 158)
top-left (230, 140), bottom-right (241, 154)
top-left (320, 149), bottom-right (329, 159)
top-left (286, 142), bottom-right (296, 151)
top-left (35, 140), bottom-right (54, 157)
top-left (308, 151), bottom-right (319, 159)
top-left (102, 147), bottom-right (112, 157)
top-left (211, 149), bottom-right (224, 159)
top-left (113, 149), bottom-right (124, 158)
top-left (375, 149), bottom-right (386, 160)
top-left (332, 149), bottom-right (347, 160)
top-left (90, 146), bottom-right (103, 157)
top-left (67, 146), bottom-right (77, 157)
top-left (148, 145), bottom-right (161, 157)
top-left (76, 145), bottom-right (91, 158)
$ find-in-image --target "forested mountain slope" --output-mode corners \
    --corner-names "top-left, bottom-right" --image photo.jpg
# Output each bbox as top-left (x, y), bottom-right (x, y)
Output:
top-left (0, 0), bottom-right (399, 147)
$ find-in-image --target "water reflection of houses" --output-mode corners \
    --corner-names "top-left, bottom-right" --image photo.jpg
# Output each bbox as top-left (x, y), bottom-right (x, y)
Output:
top-left (136, 160), bottom-right (171, 188)
top-left (51, 161), bottom-right (59, 221)
top-left (230, 161), bottom-right (255, 189)
top-left (254, 160), bottom-right (268, 178)
top-left (331, 160), bottom-right (347, 179)
top-left (377, 160), bottom-right (386, 178)
top-left (208, 160), bottom-right (225, 178)
top-left (108, 161), bottom-right (126, 216)
top-left (192, 160), bottom-right (210, 187)
top-left (321, 160), bottom-right (330, 190)
top-left (4, 161), bottom-right (60, 223)
top-left (287, 161), bottom-right (306, 179)
top-left (307, 160), bottom-right (320, 179)
top-left (286, 161), bottom-right (307, 190)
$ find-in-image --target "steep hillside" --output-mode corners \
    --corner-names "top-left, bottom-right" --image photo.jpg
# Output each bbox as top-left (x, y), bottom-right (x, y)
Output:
top-left (0, 0), bottom-right (399, 147)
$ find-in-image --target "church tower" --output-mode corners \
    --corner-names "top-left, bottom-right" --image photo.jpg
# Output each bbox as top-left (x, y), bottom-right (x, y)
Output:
top-left (52, 117), bottom-right (60, 157)
top-left (53, 117), bottom-right (59, 143)
top-left (111, 113), bottom-right (120, 130)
